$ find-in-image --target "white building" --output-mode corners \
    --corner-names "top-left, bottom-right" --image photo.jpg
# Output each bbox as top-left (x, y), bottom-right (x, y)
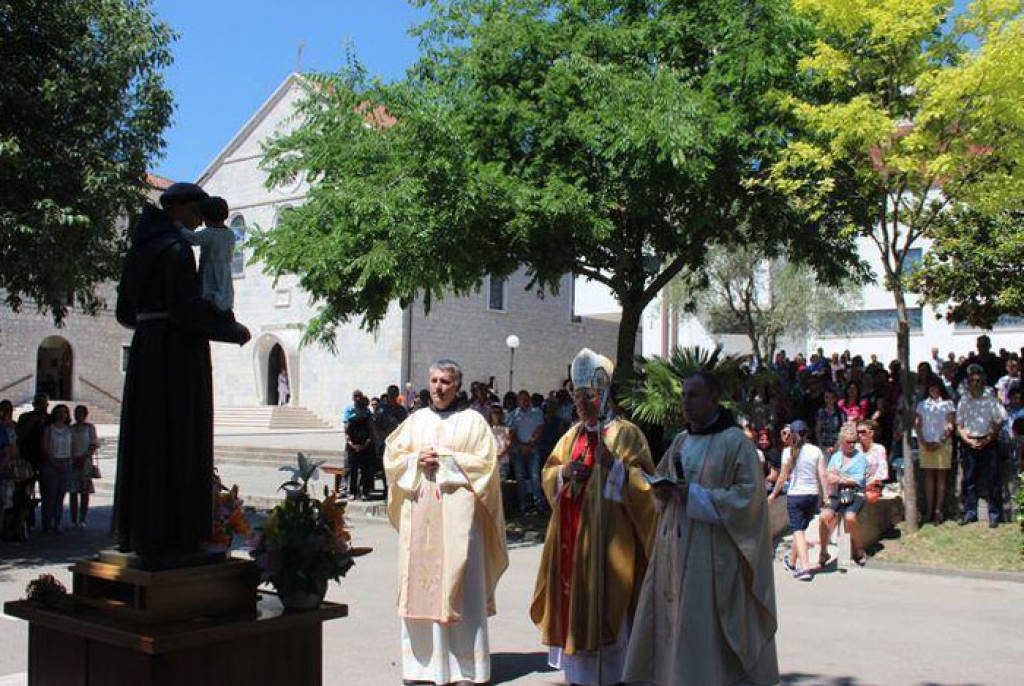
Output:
top-left (197, 74), bottom-right (620, 424)
top-left (640, 235), bottom-right (1023, 365)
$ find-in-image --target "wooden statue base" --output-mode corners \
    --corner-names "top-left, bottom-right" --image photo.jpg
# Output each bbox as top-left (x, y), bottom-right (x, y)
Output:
top-left (4, 595), bottom-right (348, 686)
top-left (72, 554), bottom-right (259, 623)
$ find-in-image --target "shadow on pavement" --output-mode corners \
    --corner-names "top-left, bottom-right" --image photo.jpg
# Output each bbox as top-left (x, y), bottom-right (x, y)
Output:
top-left (782, 674), bottom-right (985, 686)
top-left (491, 651), bottom-right (555, 683)
top-left (0, 505), bottom-right (115, 578)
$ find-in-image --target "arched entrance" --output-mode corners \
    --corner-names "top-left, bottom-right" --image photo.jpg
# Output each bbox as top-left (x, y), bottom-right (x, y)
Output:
top-left (36, 336), bottom-right (73, 399)
top-left (267, 344), bottom-right (288, 406)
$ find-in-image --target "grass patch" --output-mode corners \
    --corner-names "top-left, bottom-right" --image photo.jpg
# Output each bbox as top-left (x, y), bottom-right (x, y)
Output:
top-left (871, 521), bottom-right (1024, 572)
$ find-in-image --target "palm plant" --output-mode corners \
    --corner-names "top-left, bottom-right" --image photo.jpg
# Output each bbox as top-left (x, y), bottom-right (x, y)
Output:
top-left (622, 345), bottom-right (748, 432)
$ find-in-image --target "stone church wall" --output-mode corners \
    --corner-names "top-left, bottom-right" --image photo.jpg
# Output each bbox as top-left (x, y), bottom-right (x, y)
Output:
top-left (0, 282), bottom-right (130, 416)
top-left (408, 271), bottom-right (621, 397)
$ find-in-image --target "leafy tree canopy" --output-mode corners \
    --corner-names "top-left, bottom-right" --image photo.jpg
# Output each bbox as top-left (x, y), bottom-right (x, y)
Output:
top-left (0, 0), bottom-right (174, 320)
top-left (765, 0), bottom-right (1023, 277)
top-left (912, 208), bottom-right (1024, 328)
top-left (254, 0), bottom-right (856, 373)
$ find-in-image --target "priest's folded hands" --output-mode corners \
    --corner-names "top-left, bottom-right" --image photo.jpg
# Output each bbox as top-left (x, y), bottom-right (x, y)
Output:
top-left (417, 447), bottom-right (440, 473)
top-left (651, 477), bottom-right (688, 505)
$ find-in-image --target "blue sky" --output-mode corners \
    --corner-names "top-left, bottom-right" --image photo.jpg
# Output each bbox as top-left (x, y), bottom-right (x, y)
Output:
top-left (150, 0), bottom-right (425, 181)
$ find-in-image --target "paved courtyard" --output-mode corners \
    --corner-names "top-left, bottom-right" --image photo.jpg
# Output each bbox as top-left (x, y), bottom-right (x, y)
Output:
top-left (1, 490), bottom-right (1022, 686)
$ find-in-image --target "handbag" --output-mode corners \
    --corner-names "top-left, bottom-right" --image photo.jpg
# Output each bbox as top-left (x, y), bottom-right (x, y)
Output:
top-left (90, 462), bottom-right (103, 479)
top-left (838, 487), bottom-right (856, 506)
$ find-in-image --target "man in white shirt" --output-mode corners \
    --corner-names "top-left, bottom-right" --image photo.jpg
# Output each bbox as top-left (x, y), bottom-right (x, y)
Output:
top-left (957, 364), bottom-right (1009, 527)
top-left (508, 389), bottom-right (546, 513)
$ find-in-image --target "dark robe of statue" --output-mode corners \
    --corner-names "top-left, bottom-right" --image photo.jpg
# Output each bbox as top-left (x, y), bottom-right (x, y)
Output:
top-left (114, 203), bottom-right (248, 559)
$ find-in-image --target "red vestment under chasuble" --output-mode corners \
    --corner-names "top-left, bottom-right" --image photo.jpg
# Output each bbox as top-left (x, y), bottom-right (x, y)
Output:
top-left (530, 417), bottom-right (657, 681)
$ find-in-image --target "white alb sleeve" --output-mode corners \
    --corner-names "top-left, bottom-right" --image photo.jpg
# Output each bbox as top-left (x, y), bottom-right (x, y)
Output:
top-left (685, 483), bottom-right (723, 524)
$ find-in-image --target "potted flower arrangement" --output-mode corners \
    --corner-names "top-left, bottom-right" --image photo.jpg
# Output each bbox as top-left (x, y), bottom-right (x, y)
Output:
top-left (209, 472), bottom-right (251, 549)
top-left (250, 453), bottom-right (355, 610)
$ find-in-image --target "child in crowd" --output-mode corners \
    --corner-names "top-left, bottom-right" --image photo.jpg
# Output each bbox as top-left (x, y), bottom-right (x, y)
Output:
top-left (182, 196), bottom-right (237, 319)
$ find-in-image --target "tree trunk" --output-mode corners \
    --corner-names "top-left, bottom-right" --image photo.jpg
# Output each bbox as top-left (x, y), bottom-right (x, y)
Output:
top-left (615, 293), bottom-right (644, 384)
top-left (894, 289), bottom-right (920, 532)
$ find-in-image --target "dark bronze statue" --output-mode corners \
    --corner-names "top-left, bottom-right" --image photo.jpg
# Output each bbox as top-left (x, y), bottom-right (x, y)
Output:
top-left (114, 183), bottom-right (250, 561)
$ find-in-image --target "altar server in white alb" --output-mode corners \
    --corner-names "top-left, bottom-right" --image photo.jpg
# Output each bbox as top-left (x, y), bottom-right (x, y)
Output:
top-left (384, 359), bottom-right (508, 685)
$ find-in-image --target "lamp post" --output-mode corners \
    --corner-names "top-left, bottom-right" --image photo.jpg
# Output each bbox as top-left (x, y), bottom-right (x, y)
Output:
top-left (505, 334), bottom-right (520, 393)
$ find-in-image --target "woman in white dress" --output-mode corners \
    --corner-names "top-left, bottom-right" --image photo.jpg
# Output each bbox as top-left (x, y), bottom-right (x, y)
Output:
top-left (915, 377), bottom-right (956, 524)
top-left (277, 369), bottom-right (289, 406)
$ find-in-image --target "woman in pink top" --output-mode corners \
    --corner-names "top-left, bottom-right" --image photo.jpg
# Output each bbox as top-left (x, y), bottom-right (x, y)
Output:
top-left (838, 381), bottom-right (869, 423)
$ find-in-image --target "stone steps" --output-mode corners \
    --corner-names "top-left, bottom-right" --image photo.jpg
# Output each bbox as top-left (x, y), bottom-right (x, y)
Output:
top-left (94, 441), bottom-right (343, 467)
top-left (214, 406), bottom-right (334, 430)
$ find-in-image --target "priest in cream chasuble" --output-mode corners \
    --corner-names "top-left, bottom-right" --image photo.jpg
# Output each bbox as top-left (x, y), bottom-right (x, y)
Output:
top-left (384, 360), bottom-right (508, 685)
top-left (530, 349), bottom-right (657, 685)
top-left (623, 372), bottom-right (779, 686)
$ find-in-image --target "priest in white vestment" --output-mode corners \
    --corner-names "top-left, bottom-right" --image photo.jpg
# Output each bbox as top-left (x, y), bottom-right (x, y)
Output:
top-left (623, 371), bottom-right (779, 686)
top-left (384, 359), bottom-right (508, 685)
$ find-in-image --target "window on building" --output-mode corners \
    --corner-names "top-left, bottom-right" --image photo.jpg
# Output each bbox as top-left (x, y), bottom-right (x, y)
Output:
top-left (486, 275), bottom-right (507, 312)
top-left (570, 278), bottom-right (582, 323)
top-left (121, 345), bottom-right (130, 373)
top-left (955, 315), bottom-right (1024, 331)
top-left (230, 214), bottom-right (246, 277)
top-left (822, 308), bottom-right (923, 336)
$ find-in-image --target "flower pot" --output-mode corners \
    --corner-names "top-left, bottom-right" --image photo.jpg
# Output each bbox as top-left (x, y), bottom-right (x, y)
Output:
top-left (277, 578), bottom-right (327, 611)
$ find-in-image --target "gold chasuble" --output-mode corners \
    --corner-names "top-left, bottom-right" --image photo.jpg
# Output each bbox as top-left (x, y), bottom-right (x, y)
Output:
top-left (623, 421), bottom-right (780, 686)
top-left (384, 405), bottom-right (508, 685)
top-left (530, 418), bottom-right (657, 656)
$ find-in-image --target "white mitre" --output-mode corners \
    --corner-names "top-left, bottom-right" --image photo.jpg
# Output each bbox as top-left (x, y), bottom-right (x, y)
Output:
top-left (571, 348), bottom-right (614, 391)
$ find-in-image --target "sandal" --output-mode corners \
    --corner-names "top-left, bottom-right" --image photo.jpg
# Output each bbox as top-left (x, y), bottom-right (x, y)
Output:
top-left (817, 554), bottom-right (834, 569)
top-left (853, 553), bottom-right (868, 567)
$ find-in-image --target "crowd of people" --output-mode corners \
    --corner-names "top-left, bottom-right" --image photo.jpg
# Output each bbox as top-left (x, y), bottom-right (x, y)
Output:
top-left (0, 393), bottom-right (100, 542)
top-left (339, 335), bottom-right (1023, 543)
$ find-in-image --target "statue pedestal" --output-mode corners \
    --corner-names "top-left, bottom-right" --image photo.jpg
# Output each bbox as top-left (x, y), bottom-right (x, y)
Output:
top-left (72, 552), bottom-right (258, 622)
top-left (4, 594), bottom-right (347, 686)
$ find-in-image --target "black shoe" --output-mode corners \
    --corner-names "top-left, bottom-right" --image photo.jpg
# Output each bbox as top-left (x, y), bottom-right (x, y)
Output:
top-left (958, 515), bottom-right (977, 526)
top-left (988, 519), bottom-right (999, 529)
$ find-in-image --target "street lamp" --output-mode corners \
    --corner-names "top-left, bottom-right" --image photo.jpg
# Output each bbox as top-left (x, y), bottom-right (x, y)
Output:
top-left (505, 334), bottom-right (520, 392)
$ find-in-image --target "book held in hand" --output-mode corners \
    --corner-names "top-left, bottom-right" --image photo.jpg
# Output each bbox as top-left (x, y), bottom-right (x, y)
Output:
top-left (642, 472), bottom-right (681, 487)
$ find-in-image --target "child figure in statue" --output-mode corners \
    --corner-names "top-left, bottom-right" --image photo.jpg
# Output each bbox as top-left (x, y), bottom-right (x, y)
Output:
top-left (181, 196), bottom-right (237, 320)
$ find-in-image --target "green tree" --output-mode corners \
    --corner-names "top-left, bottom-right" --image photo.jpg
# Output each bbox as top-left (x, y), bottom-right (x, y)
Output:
top-left (0, 0), bottom-right (174, 320)
top-left (666, 244), bottom-right (857, 366)
top-left (254, 0), bottom-right (853, 378)
top-left (912, 208), bottom-right (1024, 328)
top-left (763, 0), bottom-right (1024, 530)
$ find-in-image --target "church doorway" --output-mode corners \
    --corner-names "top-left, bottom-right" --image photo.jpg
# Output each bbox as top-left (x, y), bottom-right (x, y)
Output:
top-left (266, 344), bottom-right (289, 406)
top-left (36, 336), bottom-right (73, 399)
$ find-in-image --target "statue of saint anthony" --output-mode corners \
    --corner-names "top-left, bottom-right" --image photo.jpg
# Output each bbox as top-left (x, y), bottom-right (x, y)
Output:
top-left (114, 182), bottom-right (250, 561)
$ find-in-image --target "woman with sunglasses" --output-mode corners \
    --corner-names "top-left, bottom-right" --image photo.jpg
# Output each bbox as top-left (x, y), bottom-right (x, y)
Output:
top-left (819, 423), bottom-right (869, 567)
